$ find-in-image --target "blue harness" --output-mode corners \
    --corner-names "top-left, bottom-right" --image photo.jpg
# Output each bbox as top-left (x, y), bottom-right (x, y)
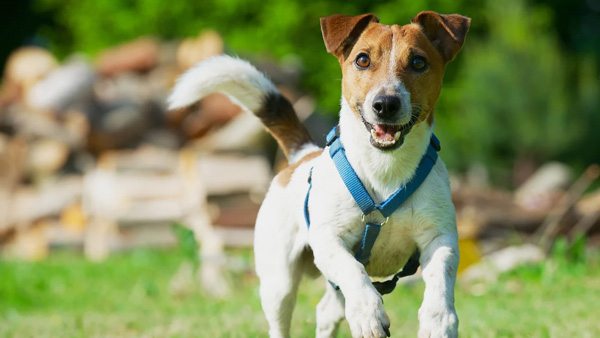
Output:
top-left (304, 126), bottom-right (441, 295)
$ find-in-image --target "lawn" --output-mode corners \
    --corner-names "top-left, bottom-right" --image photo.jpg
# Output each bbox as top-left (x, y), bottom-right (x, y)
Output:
top-left (1, 243), bottom-right (599, 337)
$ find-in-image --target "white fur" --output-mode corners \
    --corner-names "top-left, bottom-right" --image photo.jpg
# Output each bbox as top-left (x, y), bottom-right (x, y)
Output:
top-left (168, 55), bottom-right (277, 112)
top-left (172, 54), bottom-right (459, 338)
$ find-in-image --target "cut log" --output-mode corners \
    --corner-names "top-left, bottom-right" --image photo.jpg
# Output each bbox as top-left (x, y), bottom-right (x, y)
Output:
top-left (0, 176), bottom-right (82, 238)
top-left (96, 37), bottom-right (160, 76)
top-left (515, 162), bottom-right (572, 211)
top-left (26, 59), bottom-right (95, 112)
top-left (26, 138), bottom-right (69, 180)
top-left (0, 47), bottom-right (58, 107)
top-left (536, 164), bottom-right (600, 250)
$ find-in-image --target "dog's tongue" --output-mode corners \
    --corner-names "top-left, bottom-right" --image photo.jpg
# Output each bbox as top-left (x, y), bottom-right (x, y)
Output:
top-left (372, 124), bottom-right (399, 142)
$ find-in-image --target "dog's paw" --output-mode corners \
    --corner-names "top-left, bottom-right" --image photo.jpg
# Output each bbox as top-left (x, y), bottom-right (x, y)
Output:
top-left (417, 302), bottom-right (458, 338)
top-left (345, 290), bottom-right (390, 338)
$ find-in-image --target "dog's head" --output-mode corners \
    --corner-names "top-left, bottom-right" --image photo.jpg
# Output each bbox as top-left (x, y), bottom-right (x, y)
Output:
top-left (321, 12), bottom-right (470, 150)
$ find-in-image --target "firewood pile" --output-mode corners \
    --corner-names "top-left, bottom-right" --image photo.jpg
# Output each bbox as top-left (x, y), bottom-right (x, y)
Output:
top-left (454, 163), bottom-right (600, 249)
top-left (0, 31), bottom-right (314, 264)
top-left (453, 162), bottom-right (600, 282)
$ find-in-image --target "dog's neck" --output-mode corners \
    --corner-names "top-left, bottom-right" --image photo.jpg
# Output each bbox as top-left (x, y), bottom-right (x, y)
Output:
top-left (338, 98), bottom-right (433, 202)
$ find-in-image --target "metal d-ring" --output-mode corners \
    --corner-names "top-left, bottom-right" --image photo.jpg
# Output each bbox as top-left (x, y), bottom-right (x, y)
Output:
top-left (361, 213), bottom-right (390, 225)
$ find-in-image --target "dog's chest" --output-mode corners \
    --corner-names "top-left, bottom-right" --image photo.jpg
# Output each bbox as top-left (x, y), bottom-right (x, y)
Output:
top-left (360, 214), bottom-right (418, 278)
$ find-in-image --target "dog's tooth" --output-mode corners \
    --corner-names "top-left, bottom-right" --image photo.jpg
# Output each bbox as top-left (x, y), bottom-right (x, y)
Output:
top-left (394, 131), bottom-right (402, 141)
top-left (371, 129), bottom-right (378, 139)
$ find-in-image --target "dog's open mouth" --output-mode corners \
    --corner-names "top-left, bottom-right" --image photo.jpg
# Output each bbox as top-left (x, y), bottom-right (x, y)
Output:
top-left (363, 115), bottom-right (419, 150)
top-left (369, 124), bottom-right (403, 149)
top-left (356, 104), bottom-right (421, 150)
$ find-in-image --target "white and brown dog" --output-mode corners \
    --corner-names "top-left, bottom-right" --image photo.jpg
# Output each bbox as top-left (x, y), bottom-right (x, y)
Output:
top-left (169, 11), bottom-right (470, 338)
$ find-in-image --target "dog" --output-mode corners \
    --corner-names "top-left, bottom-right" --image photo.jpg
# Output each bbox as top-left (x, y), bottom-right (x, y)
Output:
top-left (168, 11), bottom-right (470, 338)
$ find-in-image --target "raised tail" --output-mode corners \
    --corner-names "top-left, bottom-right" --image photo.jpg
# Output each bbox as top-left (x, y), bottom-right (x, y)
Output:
top-left (168, 55), bottom-right (314, 161)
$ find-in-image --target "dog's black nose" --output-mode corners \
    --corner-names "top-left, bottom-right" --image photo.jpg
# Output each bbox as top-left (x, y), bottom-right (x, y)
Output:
top-left (372, 95), bottom-right (401, 118)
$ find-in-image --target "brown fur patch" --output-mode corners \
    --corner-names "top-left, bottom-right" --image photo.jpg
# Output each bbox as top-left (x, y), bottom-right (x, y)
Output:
top-left (276, 150), bottom-right (323, 187)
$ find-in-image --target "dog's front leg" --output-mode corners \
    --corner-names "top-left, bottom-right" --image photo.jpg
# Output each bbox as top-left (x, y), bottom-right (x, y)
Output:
top-left (417, 233), bottom-right (459, 338)
top-left (310, 229), bottom-right (390, 338)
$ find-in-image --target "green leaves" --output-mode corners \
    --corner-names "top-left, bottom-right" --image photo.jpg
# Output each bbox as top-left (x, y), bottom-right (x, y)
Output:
top-left (32, 0), bottom-right (600, 185)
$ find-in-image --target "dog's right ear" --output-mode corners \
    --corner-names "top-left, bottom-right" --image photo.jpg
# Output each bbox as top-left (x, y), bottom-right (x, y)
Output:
top-left (320, 14), bottom-right (379, 59)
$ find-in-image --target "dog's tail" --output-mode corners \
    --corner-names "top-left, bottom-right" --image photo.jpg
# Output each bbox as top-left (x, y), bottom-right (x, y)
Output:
top-left (168, 55), bottom-right (314, 161)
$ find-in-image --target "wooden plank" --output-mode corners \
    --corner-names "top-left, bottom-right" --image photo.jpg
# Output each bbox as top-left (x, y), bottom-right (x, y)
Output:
top-left (198, 154), bottom-right (271, 195)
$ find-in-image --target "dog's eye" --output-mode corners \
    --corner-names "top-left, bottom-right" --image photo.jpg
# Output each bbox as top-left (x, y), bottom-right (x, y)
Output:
top-left (355, 54), bottom-right (371, 69)
top-left (411, 56), bottom-right (428, 72)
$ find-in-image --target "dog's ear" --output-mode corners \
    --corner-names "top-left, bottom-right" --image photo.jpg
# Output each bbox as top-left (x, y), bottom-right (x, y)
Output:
top-left (320, 14), bottom-right (379, 59)
top-left (411, 11), bottom-right (470, 63)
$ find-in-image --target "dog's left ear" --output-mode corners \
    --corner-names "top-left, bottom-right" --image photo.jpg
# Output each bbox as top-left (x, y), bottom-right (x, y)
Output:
top-left (411, 11), bottom-right (471, 63)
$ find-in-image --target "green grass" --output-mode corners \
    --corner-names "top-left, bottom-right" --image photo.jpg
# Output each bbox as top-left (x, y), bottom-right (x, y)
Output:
top-left (1, 247), bottom-right (599, 337)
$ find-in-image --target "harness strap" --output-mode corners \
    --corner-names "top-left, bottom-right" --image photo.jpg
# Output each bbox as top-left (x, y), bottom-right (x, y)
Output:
top-left (304, 167), bottom-right (313, 227)
top-left (327, 126), bottom-right (439, 218)
top-left (327, 128), bottom-right (377, 215)
top-left (354, 222), bottom-right (382, 265)
top-left (377, 144), bottom-right (438, 217)
top-left (305, 126), bottom-right (440, 295)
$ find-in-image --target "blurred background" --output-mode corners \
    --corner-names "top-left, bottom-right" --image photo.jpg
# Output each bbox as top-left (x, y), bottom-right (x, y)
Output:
top-left (1, 0), bottom-right (599, 336)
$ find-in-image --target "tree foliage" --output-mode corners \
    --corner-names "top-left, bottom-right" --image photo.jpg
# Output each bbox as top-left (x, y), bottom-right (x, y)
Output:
top-left (34, 0), bottom-right (480, 112)
top-left (32, 0), bottom-right (600, 185)
top-left (433, 0), bottom-right (600, 181)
